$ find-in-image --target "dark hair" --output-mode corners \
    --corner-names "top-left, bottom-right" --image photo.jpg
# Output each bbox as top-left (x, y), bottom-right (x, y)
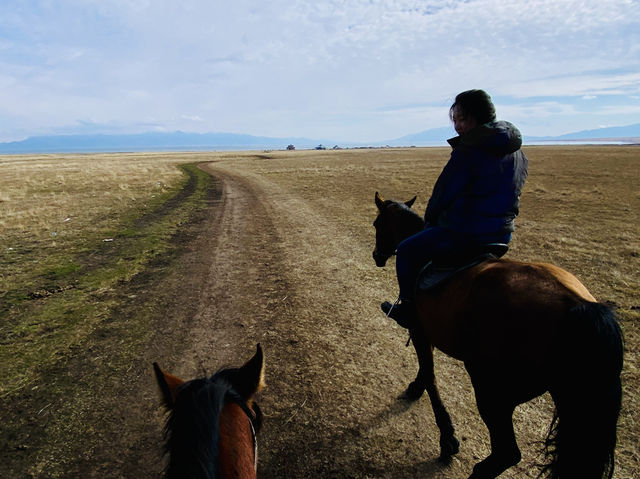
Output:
top-left (449, 89), bottom-right (496, 124)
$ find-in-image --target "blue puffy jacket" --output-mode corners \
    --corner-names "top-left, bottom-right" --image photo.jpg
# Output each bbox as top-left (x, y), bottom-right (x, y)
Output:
top-left (424, 121), bottom-right (528, 236)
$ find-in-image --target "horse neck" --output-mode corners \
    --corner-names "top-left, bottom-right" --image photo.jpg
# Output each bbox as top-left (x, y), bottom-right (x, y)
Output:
top-left (218, 403), bottom-right (257, 479)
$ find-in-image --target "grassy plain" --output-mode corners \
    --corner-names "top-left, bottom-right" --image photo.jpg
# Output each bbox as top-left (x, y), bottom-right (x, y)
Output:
top-left (0, 146), bottom-right (638, 477)
top-left (0, 153), bottom-right (214, 397)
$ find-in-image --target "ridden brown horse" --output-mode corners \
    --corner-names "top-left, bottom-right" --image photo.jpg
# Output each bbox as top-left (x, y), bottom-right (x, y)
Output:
top-left (154, 344), bottom-right (265, 479)
top-left (372, 192), bottom-right (623, 479)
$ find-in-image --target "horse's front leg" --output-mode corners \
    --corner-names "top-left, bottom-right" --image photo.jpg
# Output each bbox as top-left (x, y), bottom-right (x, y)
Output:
top-left (406, 328), bottom-right (460, 462)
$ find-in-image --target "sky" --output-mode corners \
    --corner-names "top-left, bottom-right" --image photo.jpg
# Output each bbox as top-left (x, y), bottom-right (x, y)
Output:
top-left (1, 0), bottom-right (639, 143)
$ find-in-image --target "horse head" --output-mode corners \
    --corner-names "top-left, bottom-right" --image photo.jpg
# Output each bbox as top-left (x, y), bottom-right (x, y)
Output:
top-left (154, 344), bottom-right (265, 479)
top-left (372, 191), bottom-right (422, 267)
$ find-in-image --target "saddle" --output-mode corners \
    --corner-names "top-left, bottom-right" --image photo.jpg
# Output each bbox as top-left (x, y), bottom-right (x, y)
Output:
top-left (416, 243), bottom-right (509, 292)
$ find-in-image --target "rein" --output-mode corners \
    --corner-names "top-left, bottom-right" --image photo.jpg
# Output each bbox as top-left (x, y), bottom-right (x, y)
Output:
top-left (225, 389), bottom-right (259, 472)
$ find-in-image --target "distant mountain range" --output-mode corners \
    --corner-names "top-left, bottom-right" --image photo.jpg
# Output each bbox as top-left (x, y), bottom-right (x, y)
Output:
top-left (0, 131), bottom-right (328, 154)
top-left (386, 123), bottom-right (640, 145)
top-left (0, 123), bottom-right (638, 154)
top-left (526, 123), bottom-right (640, 142)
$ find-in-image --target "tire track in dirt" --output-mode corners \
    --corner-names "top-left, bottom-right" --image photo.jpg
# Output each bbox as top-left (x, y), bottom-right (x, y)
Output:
top-left (195, 161), bottom-right (553, 479)
top-left (95, 159), bottom-right (546, 479)
top-left (63, 164), bottom-right (297, 478)
top-left (49, 157), bottom-right (549, 479)
top-left (198, 163), bottom-right (468, 478)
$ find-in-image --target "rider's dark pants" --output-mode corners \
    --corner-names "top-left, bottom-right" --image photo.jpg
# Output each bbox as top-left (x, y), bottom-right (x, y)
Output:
top-left (395, 226), bottom-right (511, 300)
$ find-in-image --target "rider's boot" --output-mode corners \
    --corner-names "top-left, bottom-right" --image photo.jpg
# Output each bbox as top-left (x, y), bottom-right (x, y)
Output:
top-left (381, 299), bottom-right (416, 329)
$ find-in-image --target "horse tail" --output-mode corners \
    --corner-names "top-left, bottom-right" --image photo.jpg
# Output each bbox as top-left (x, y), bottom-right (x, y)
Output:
top-left (542, 302), bottom-right (623, 479)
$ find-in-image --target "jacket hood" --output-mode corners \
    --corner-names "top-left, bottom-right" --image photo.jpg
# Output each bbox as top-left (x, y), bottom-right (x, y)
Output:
top-left (447, 120), bottom-right (522, 155)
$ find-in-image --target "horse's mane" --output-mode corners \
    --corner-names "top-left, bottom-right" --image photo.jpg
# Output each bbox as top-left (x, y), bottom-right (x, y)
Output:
top-left (163, 370), bottom-right (237, 479)
top-left (386, 199), bottom-right (425, 235)
top-left (399, 201), bottom-right (423, 220)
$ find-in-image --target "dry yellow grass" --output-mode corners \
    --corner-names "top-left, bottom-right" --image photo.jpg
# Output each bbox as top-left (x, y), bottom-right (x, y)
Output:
top-left (0, 153), bottom-right (218, 298)
top-left (0, 153), bottom-right (191, 244)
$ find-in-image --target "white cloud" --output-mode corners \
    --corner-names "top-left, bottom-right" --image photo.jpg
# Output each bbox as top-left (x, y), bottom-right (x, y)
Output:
top-left (0, 0), bottom-right (639, 142)
top-left (181, 115), bottom-right (205, 122)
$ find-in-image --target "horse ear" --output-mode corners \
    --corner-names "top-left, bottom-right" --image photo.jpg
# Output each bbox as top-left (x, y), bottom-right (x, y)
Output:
top-left (405, 196), bottom-right (417, 209)
top-left (235, 343), bottom-right (265, 400)
top-left (153, 362), bottom-right (185, 409)
top-left (375, 191), bottom-right (385, 210)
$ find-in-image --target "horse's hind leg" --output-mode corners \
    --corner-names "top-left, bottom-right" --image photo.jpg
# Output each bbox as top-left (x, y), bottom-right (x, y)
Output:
top-left (467, 371), bottom-right (521, 479)
top-left (408, 329), bottom-right (460, 461)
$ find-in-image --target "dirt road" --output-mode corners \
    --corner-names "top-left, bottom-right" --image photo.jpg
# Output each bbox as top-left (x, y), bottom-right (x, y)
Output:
top-left (191, 163), bottom-right (457, 478)
top-left (98, 160), bottom-right (551, 479)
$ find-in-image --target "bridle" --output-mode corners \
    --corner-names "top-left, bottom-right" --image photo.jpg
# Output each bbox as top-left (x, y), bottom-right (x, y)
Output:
top-left (225, 389), bottom-right (260, 472)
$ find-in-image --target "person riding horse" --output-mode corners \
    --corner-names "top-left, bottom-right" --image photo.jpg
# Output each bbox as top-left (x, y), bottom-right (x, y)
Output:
top-left (382, 89), bottom-right (529, 327)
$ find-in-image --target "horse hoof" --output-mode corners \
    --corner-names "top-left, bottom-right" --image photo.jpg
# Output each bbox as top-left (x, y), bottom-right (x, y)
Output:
top-left (439, 453), bottom-right (453, 466)
top-left (439, 436), bottom-right (460, 463)
top-left (402, 381), bottom-right (425, 401)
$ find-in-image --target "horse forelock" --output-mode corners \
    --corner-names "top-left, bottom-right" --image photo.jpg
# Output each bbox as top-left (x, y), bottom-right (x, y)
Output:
top-left (377, 199), bottom-right (415, 219)
top-left (163, 372), bottom-right (243, 479)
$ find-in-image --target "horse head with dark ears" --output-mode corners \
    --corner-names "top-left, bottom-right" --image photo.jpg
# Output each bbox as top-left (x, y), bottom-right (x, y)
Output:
top-left (373, 191), bottom-right (420, 267)
top-left (154, 344), bottom-right (265, 409)
top-left (154, 344), bottom-right (265, 479)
